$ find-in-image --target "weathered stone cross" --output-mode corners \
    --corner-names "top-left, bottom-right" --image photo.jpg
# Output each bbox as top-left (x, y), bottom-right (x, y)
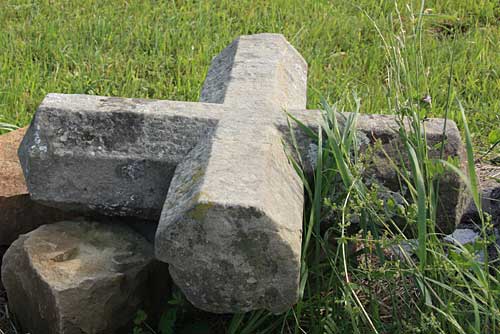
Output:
top-left (19, 33), bottom-right (465, 314)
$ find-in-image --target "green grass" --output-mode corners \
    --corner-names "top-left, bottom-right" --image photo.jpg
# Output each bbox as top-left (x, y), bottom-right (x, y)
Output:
top-left (0, 0), bottom-right (499, 154)
top-left (1, 1), bottom-right (499, 333)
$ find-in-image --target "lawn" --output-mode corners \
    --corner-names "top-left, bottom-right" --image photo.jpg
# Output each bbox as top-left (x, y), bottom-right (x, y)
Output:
top-left (1, 1), bottom-right (499, 333)
top-left (0, 0), bottom-right (498, 152)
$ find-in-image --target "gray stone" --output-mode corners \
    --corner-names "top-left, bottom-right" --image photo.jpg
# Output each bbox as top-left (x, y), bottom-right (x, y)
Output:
top-left (386, 239), bottom-right (418, 260)
top-left (19, 33), bottom-right (466, 313)
top-left (342, 113), bottom-right (465, 234)
top-left (461, 163), bottom-right (500, 226)
top-left (18, 97), bottom-right (225, 219)
top-left (1, 220), bottom-right (168, 334)
top-left (444, 228), bottom-right (480, 245)
top-left (156, 34), bottom-right (306, 313)
top-left (444, 228), bottom-right (485, 262)
top-left (302, 112), bottom-right (466, 234)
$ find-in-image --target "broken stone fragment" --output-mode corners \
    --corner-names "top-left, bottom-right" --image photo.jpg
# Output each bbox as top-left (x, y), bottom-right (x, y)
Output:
top-left (361, 116), bottom-right (466, 234)
top-left (444, 228), bottom-right (485, 262)
top-left (386, 239), bottom-right (419, 260)
top-left (1, 220), bottom-right (168, 334)
top-left (282, 111), bottom-right (467, 234)
top-left (0, 128), bottom-right (74, 246)
top-left (444, 228), bottom-right (480, 246)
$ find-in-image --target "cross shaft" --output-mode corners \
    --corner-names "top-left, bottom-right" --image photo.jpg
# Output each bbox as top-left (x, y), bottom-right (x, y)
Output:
top-left (156, 34), bottom-right (307, 313)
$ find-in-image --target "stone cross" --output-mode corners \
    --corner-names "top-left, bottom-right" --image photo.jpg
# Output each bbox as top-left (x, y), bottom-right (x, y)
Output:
top-left (19, 33), bottom-right (465, 314)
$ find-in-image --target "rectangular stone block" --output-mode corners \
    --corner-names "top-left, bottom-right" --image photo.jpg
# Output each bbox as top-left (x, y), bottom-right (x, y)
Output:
top-left (1, 220), bottom-right (170, 334)
top-left (19, 94), bottom-right (224, 219)
top-left (286, 110), bottom-right (466, 233)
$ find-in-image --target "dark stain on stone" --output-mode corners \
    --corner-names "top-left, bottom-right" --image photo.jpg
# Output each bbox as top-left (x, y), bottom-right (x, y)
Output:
top-left (100, 112), bottom-right (144, 151)
top-left (264, 287), bottom-right (280, 305)
top-left (233, 206), bottom-right (264, 221)
top-left (48, 110), bottom-right (145, 153)
top-left (115, 160), bottom-right (146, 181)
top-left (234, 229), bottom-right (278, 276)
top-left (186, 219), bottom-right (208, 249)
top-left (366, 130), bottom-right (396, 145)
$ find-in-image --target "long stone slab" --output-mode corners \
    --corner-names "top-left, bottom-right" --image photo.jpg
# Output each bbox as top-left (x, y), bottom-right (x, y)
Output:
top-left (19, 95), bottom-right (225, 219)
top-left (18, 100), bottom-right (465, 231)
top-left (288, 111), bottom-right (466, 233)
top-left (156, 35), bottom-right (308, 313)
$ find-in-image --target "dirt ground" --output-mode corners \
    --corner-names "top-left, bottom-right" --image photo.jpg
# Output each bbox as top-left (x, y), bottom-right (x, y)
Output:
top-left (0, 246), bottom-right (19, 334)
top-left (0, 286), bottom-right (18, 334)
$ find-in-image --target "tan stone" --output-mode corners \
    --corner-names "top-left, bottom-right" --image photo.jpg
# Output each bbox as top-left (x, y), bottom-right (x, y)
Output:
top-left (1, 220), bottom-right (169, 334)
top-left (0, 127), bottom-right (27, 196)
top-left (0, 127), bottom-right (73, 245)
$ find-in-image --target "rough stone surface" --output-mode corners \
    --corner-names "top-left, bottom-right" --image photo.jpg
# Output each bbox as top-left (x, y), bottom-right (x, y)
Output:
top-left (18, 97), bottom-right (225, 219)
top-left (19, 33), bottom-right (467, 313)
top-left (0, 246), bottom-right (6, 289)
top-left (356, 114), bottom-right (465, 234)
top-left (303, 113), bottom-right (466, 234)
top-left (461, 163), bottom-right (500, 226)
top-left (156, 34), bottom-right (306, 313)
top-left (0, 128), bottom-right (74, 245)
top-left (1, 220), bottom-right (168, 334)
top-left (444, 228), bottom-right (480, 245)
top-left (1, 128), bottom-right (27, 196)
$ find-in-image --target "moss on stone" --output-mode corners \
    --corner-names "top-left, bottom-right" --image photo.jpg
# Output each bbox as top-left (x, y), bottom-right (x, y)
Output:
top-left (176, 167), bottom-right (205, 195)
top-left (187, 201), bottom-right (214, 221)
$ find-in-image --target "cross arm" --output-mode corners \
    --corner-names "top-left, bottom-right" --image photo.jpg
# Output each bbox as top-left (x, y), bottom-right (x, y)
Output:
top-left (284, 109), bottom-right (463, 150)
top-left (282, 109), bottom-right (466, 233)
top-left (18, 93), bottom-right (227, 219)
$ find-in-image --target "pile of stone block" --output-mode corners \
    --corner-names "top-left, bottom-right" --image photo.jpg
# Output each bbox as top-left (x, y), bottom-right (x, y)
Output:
top-left (1, 33), bottom-right (488, 334)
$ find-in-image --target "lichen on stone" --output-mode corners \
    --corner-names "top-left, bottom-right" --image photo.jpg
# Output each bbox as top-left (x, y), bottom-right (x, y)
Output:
top-left (187, 201), bottom-right (214, 221)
